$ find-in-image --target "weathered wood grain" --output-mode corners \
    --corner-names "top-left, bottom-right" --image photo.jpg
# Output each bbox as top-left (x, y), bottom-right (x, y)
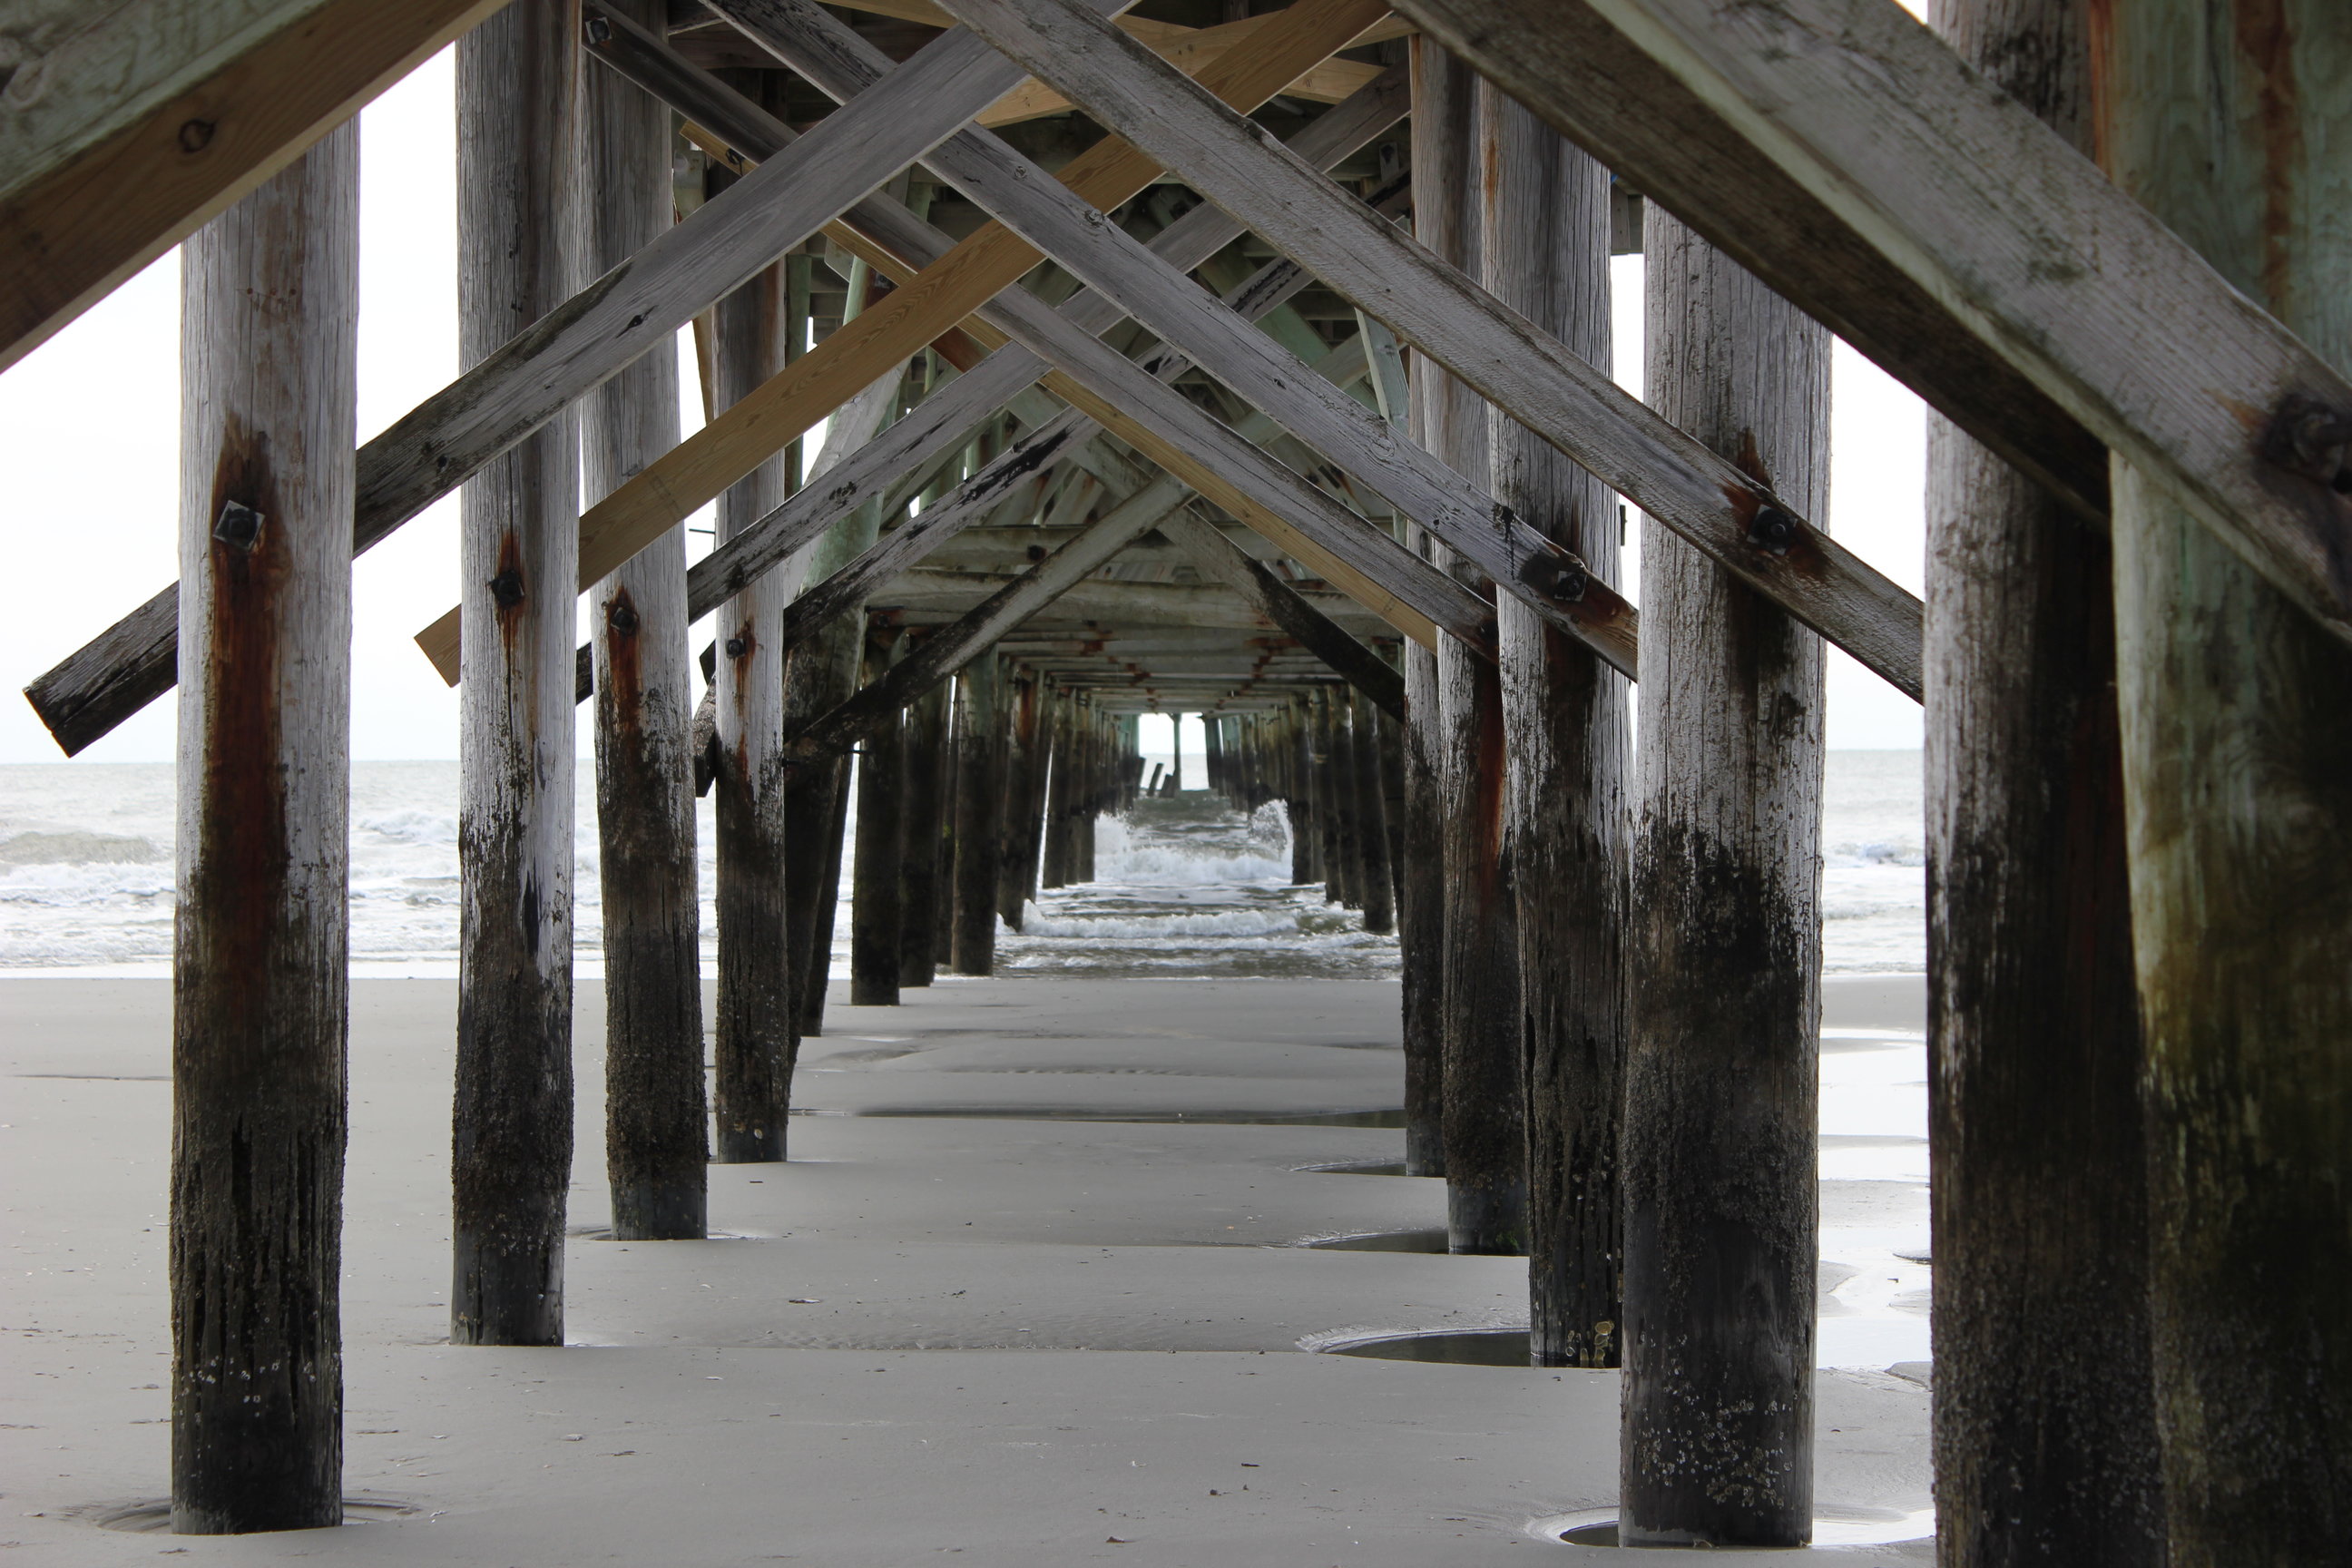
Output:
top-left (1620, 211), bottom-right (1828, 1550)
top-left (169, 121), bottom-right (357, 1537)
top-left (709, 245), bottom-right (798, 1166)
top-left (583, 0), bottom-right (705, 1244)
top-left (936, 0), bottom-right (1923, 700)
top-left (1395, 0), bottom-right (2352, 660)
top-left (0, 0), bottom-right (501, 373)
top-left (1480, 83), bottom-right (1628, 1369)
top-left (1922, 1), bottom-right (2163, 1561)
top-left (450, 0), bottom-right (578, 1351)
top-left (2102, 3), bottom-right (2352, 1555)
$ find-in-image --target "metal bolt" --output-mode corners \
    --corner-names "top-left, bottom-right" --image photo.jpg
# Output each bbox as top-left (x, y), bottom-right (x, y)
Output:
top-left (211, 500), bottom-right (263, 554)
top-left (584, 15), bottom-right (612, 44)
top-left (607, 602), bottom-right (640, 636)
top-left (1026, 544), bottom-right (1048, 562)
top-left (2265, 394), bottom-right (2352, 489)
top-left (1747, 505), bottom-right (1796, 555)
top-left (724, 636), bottom-right (749, 659)
top-left (488, 568), bottom-right (525, 609)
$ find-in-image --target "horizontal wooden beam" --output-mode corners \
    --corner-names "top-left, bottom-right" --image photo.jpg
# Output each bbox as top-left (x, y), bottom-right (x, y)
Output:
top-left (0, 0), bottom-right (505, 374)
top-left (1158, 513), bottom-right (1406, 720)
top-left (785, 486), bottom-right (1190, 761)
top-left (943, 0), bottom-right (1923, 698)
top-left (20, 4), bottom-right (1135, 755)
top-left (1394, 0), bottom-right (2352, 653)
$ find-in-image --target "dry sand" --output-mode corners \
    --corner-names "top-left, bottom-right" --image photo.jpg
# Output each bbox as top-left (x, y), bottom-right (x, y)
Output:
top-left (3, 975), bottom-right (1931, 1563)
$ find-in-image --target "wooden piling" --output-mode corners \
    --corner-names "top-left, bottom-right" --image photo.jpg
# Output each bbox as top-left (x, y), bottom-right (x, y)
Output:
top-left (2099, 4), bottom-right (2352, 1554)
top-left (898, 674), bottom-right (951, 987)
top-left (951, 656), bottom-right (1005, 975)
top-left (710, 244), bottom-right (797, 1163)
top-left (170, 123), bottom-right (358, 1534)
top-left (1348, 691), bottom-right (1396, 934)
top-left (1620, 210), bottom-right (1829, 1544)
top-left (1286, 701), bottom-right (1320, 885)
top-left (1924, 0), bottom-right (2164, 1560)
top-left (849, 626), bottom-right (906, 1006)
top-left (1041, 688), bottom-right (1076, 891)
top-left (1415, 35), bottom-right (1523, 1255)
top-left (996, 671), bottom-right (1043, 931)
top-left (452, 0), bottom-right (579, 1347)
top-left (585, 0), bottom-right (704, 1242)
top-left (799, 757), bottom-right (853, 1034)
top-left (1478, 83), bottom-right (1628, 1366)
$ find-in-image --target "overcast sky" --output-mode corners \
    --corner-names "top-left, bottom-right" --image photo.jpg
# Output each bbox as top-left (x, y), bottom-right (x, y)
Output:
top-left (0, 41), bottom-right (1926, 767)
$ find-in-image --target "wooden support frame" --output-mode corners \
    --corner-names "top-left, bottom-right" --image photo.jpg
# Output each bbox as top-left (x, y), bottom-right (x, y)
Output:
top-left (21, 0), bottom-right (1142, 757)
top-left (936, 0), bottom-right (1925, 700)
top-left (1387, 0), bottom-right (2352, 656)
top-left (786, 485), bottom-right (1192, 764)
top-left (553, 21), bottom-right (1436, 679)
top-left (0, 0), bottom-right (505, 374)
top-left (1157, 514), bottom-right (1405, 721)
top-left (815, 15), bottom-right (1642, 679)
top-left (723, 2), bottom-right (1482, 652)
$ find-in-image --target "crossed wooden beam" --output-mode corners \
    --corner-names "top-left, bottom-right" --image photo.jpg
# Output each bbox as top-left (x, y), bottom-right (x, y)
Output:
top-left (23, 0), bottom-right (2352, 759)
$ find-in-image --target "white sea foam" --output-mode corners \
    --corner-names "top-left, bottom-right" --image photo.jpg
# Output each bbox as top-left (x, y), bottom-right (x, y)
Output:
top-left (0, 750), bottom-right (1927, 975)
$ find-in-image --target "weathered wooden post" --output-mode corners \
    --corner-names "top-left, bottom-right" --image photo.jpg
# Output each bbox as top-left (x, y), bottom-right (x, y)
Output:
top-left (171, 123), bottom-right (358, 1535)
top-left (453, 0), bottom-right (579, 1347)
top-left (710, 240), bottom-right (797, 1162)
top-left (1478, 82), bottom-right (1627, 1366)
top-left (1314, 691), bottom-right (1356, 906)
top-left (849, 625), bottom-right (905, 1006)
top-left (1287, 701), bottom-right (1320, 884)
top-left (1619, 211), bottom-right (1829, 1544)
top-left (1414, 37), bottom-right (1523, 1254)
top-left (1348, 691), bottom-right (1396, 933)
top-left (898, 672), bottom-right (951, 986)
top-left (585, 0), bottom-right (704, 1243)
top-left (799, 761), bottom-right (853, 1033)
top-left (1924, 0), bottom-right (2165, 1561)
top-left (996, 670), bottom-right (1042, 930)
top-left (951, 656), bottom-right (1004, 975)
top-left (2099, 3), bottom-right (2352, 1555)
top-left (1041, 687), bottom-right (1075, 890)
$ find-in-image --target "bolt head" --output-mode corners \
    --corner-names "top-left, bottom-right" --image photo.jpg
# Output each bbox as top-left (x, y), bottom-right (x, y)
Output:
top-left (211, 501), bottom-right (263, 554)
top-left (724, 636), bottom-right (749, 660)
top-left (1748, 506), bottom-right (1796, 555)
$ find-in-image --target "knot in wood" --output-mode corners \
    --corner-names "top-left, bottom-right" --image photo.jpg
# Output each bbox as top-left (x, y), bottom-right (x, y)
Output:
top-left (177, 119), bottom-right (216, 154)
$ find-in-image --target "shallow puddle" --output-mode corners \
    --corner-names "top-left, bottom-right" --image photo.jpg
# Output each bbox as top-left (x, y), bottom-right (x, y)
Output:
top-left (1313, 1328), bottom-right (1533, 1366)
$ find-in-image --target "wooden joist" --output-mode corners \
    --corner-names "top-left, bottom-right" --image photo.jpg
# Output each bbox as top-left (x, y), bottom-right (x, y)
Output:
top-left (936, 0), bottom-right (1926, 701)
top-left (21, 1), bottom-right (1137, 756)
top-left (0, 0), bottom-right (505, 374)
top-left (1389, 0), bottom-right (2352, 655)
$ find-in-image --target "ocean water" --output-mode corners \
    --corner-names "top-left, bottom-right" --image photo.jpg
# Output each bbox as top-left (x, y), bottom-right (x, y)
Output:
top-left (0, 750), bottom-right (1922, 977)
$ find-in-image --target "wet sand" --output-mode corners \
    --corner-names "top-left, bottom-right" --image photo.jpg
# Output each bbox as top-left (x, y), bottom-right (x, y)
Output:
top-left (2, 975), bottom-right (1932, 1563)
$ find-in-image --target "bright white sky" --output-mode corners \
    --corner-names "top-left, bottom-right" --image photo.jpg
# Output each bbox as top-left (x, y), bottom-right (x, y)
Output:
top-left (0, 42), bottom-right (1926, 767)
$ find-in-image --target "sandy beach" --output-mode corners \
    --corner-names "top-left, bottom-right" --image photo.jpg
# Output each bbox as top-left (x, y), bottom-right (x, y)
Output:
top-left (4, 973), bottom-right (1932, 1563)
